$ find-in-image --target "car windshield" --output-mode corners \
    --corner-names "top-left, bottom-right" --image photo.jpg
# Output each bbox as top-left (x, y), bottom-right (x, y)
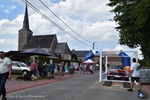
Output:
top-left (110, 66), bottom-right (124, 70)
top-left (18, 62), bottom-right (28, 67)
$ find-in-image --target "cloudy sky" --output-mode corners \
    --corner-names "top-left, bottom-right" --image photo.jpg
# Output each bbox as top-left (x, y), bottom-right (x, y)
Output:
top-left (0, 0), bottom-right (142, 59)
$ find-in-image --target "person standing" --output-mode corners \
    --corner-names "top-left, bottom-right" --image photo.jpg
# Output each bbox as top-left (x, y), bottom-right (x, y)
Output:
top-left (54, 66), bottom-right (58, 78)
top-left (69, 64), bottom-right (75, 75)
top-left (64, 63), bottom-right (69, 74)
top-left (0, 51), bottom-right (12, 100)
top-left (59, 62), bottom-right (64, 76)
top-left (37, 60), bottom-right (43, 77)
top-left (83, 64), bottom-right (87, 74)
top-left (127, 58), bottom-right (141, 92)
top-left (51, 63), bottom-right (55, 75)
top-left (30, 58), bottom-right (38, 81)
top-left (79, 64), bottom-right (83, 74)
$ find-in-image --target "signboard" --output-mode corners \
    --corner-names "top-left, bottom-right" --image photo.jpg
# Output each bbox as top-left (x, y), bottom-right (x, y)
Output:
top-left (102, 51), bottom-right (117, 56)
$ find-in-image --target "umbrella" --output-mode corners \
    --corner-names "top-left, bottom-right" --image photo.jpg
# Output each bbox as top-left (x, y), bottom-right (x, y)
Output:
top-left (82, 59), bottom-right (96, 64)
top-left (21, 47), bottom-right (52, 56)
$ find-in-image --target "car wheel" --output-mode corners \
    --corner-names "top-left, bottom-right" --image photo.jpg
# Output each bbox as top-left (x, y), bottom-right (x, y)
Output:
top-left (107, 76), bottom-right (111, 80)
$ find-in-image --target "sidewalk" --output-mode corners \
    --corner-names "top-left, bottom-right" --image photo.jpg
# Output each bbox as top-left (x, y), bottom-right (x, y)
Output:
top-left (6, 73), bottom-right (85, 93)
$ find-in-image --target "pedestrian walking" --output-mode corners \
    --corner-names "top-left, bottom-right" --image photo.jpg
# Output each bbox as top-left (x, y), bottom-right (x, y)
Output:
top-left (69, 64), bottom-right (74, 75)
top-left (79, 64), bottom-right (83, 74)
top-left (89, 64), bottom-right (95, 74)
top-left (30, 58), bottom-right (38, 81)
top-left (0, 51), bottom-right (12, 100)
top-left (127, 58), bottom-right (141, 92)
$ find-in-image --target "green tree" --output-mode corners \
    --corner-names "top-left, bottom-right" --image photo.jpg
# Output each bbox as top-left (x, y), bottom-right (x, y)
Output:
top-left (107, 0), bottom-right (150, 65)
top-left (71, 54), bottom-right (78, 61)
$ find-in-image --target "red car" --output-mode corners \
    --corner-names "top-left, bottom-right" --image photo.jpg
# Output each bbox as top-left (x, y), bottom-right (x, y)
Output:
top-left (107, 65), bottom-right (129, 81)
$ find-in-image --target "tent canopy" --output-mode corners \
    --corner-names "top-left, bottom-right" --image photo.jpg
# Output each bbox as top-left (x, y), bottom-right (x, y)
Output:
top-left (82, 59), bottom-right (96, 64)
top-left (21, 47), bottom-right (52, 56)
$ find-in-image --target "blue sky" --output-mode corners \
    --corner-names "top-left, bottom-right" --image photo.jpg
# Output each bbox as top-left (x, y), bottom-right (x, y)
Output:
top-left (0, 0), bottom-right (23, 20)
top-left (0, 0), bottom-right (142, 59)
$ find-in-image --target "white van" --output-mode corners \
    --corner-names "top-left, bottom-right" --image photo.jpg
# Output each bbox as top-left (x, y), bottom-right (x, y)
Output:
top-left (11, 61), bottom-right (30, 74)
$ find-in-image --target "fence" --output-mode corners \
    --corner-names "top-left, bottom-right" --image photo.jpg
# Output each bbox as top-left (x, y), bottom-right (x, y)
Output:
top-left (140, 67), bottom-right (150, 84)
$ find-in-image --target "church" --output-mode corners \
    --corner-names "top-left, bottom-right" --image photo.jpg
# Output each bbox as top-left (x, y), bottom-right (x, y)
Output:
top-left (17, 4), bottom-right (71, 60)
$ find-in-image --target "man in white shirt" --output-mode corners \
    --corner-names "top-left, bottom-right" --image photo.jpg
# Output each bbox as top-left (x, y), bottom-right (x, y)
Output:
top-left (127, 58), bottom-right (141, 92)
top-left (0, 51), bottom-right (12, 100)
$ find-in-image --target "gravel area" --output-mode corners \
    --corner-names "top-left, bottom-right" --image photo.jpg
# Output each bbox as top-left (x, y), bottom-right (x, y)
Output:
top-left (6, 78), bottom-right (29, 86)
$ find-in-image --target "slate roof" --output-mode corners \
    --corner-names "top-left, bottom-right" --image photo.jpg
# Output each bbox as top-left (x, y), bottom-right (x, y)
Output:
top-left (5, 51), bottom-right (31, 61)
top-left (54, 43), bottom-right (71, 54)
top-left (73, 50), bottom-right (90, 57)
top-left (23, 34), bottom-right (56, 49)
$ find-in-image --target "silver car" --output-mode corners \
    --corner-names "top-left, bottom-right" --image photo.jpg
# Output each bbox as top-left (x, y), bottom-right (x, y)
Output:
top-left (11, 61), bottom-right (30, 74)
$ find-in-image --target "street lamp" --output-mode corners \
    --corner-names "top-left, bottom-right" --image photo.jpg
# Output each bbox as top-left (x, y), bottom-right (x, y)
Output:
top-left (93, 41), bottom-right (97, 50)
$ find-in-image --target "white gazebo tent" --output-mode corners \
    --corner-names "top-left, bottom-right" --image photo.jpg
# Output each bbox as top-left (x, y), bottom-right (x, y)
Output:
top-left (82, 59), bottom-right (96, 64)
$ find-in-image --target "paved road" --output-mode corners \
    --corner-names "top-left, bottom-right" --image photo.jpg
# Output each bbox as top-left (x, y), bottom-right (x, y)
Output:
top-left (6, 73), bottom-right (147, 100)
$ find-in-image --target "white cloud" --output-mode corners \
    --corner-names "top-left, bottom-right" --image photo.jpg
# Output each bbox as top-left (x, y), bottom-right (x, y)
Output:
top-left (115, 45), bottom-right (126, 51)
top-left (0, 38), bottom-right (18, 51)
top-left (0, 38), bottom-right (16, 46)
top-left (2, 5), bottom-right (16, 14)
top-left (3, 9), bottom-right (10, 14)
top-left (0, 39), bottom-right (6, 45)
top-left (49, 0), bottom-right (113, 22)
top-left (9, 5), bottom-right (16, 10)
top-left (82, 21), bottom-right (118, 42)
top-left (0, 15), bottom-right (23, 35)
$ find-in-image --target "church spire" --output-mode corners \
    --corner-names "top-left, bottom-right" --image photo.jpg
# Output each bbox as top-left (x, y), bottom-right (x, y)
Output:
top-left (23, 3), bottom-right (29, 29)
top-left (18, 3), bottom-right (33, 51)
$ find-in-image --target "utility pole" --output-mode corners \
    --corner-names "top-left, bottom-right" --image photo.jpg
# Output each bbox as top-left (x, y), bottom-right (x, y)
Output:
top-left (93, 42), bottom-right (95, 50)
top-left (93, 41), bottom-right (97, 50)
top-left (92, 41), bottom-right (97, 62)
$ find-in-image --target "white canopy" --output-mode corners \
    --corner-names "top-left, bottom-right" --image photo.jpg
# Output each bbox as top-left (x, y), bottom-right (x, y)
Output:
top-left (82, 59), bottom-right (96, 64)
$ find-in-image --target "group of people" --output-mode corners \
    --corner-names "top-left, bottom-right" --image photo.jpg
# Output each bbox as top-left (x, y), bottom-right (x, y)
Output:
top-left (29, 60), bottom-right (71, 79)
top-left (0, 50), bottom-right (142, 100)
top-left (80, 64), bottom-right (95, 74)
top-left (68, 63), bottom-right (95, 75)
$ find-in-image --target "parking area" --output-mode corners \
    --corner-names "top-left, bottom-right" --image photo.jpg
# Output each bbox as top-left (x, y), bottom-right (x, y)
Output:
top-left (101, 81), bottom-right (130, 90)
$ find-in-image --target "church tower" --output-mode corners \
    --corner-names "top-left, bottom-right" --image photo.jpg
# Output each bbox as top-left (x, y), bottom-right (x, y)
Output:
top-left (18, 3), bottom-right (33, 51)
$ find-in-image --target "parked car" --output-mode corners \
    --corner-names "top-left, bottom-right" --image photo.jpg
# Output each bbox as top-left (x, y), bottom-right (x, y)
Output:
top-left (107, 65), bottom-right (129, 81)
top-left (11, 61), bottom-right (30, 74)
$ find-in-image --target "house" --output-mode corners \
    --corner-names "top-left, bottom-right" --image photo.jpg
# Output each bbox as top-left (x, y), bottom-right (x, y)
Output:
top-left (73, 50), bottom-right (100, 63)
top-left (54, 43), bottom-right (71, 60)
top-left (17, 4), bottom-right (71, 60)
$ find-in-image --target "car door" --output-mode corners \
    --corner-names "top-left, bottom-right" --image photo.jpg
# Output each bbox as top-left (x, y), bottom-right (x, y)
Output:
top-left (12, 62), bottom-right (21, 74)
